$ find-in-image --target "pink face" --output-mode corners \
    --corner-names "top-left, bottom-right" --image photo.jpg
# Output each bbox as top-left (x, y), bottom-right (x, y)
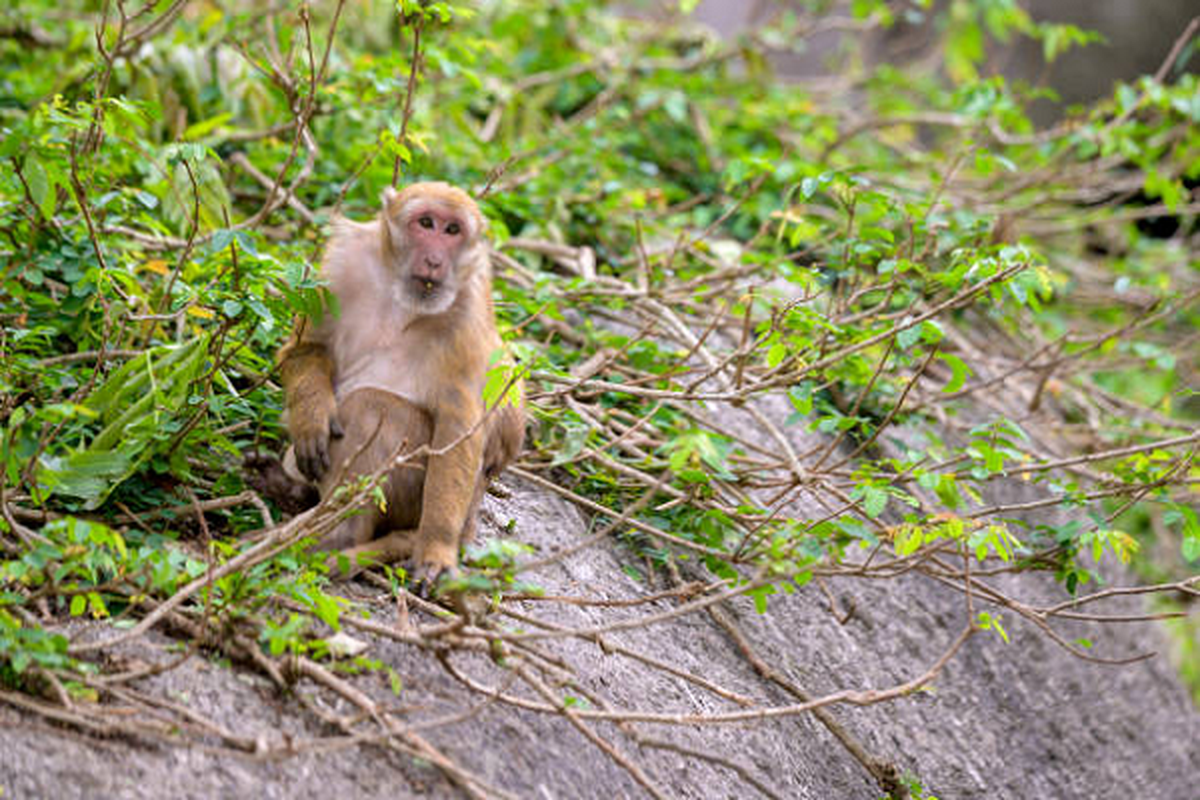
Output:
top-left (405, 203), bottom-right (469, 285)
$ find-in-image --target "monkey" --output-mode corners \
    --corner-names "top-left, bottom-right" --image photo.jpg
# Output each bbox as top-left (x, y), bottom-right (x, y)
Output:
top-left (277, 181), bottom-right (524, 588)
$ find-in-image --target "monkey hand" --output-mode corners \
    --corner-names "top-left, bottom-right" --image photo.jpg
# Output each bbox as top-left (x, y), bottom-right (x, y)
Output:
top-left (291, 398), bottom-right (344, 480)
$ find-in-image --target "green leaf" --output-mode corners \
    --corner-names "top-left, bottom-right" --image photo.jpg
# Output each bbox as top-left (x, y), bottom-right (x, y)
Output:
top-left (234, 231), bottom-right (258, 257)
top-left (860, 485), bottom-right (888, 518)
top-left (24, 154), bottom-right (55, 219)
top-left (896, 321), bottom-right (923, 350)
top-left (87, 338), bottom-right (207, 421)
top-left (183, 112), bottom-right (233, 140)
top-left (895, 525), bottom-right (923, 556)
top-left (747, 583), bottom-right (776, 614)
top-left (1166, 505), bottom-right (1200, 563)
top-left (1184, 536), bottom-right (1200, 564)
top-left (41, 335), bottom-right (211, 507)
top-left (977, 612), bottom-right (1010, 643)
top-left (939, 353), bottom-right (973, 393)
top-left (920, 320), bottom-right (944, 344)
top-left (210, 228), bottom-right (234, 253)
top-left (312, 593), bottom-right (342, 629)
top-left (87, 592), bottom-right (109, 618)
top-left (788, 382), bottom-right (814, 416)
top-left (483, 355), bottom-right (521, 410)
top-left (37, 450), bottom-right (133, 506)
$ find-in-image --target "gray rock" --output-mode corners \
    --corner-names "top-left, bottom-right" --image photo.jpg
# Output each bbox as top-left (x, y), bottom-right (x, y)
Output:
top-left (1, 473), bottom-right (1196, 799)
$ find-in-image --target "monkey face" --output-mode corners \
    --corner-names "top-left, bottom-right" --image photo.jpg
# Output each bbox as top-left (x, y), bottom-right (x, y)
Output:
top-left (382, 184), bottom-right (486, 316)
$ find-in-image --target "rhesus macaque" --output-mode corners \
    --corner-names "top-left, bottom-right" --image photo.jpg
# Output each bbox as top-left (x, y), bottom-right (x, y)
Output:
top-left (278, 182), bottom-right (524, 587)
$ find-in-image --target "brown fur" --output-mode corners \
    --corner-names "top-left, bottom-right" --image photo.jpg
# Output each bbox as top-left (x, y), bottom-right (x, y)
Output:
top-left (278, 182), bottom-right (524, 585)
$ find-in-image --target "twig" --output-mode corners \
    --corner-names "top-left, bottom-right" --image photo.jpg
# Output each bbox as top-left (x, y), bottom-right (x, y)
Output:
top-left (391, 13), bottom-right (424, 186)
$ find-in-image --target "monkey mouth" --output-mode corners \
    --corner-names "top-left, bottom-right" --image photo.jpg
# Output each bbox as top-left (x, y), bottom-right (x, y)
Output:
top-left (411, 276), bottom-right (442, 299)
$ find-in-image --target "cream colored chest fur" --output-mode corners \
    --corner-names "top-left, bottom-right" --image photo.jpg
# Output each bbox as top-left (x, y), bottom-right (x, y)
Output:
top-left (329, 280), bottom-right (441, 409)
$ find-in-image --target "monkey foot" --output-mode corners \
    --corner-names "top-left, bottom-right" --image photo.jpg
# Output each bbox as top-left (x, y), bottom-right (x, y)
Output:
top-left (409, 560), bottom-right (460, 598)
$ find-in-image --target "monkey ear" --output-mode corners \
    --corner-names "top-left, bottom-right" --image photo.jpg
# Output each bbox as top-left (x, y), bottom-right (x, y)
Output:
top-left (382, 186), bottom-right (400, 210)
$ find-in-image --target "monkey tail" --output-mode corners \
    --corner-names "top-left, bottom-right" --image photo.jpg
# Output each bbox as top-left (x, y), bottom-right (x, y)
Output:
top-left (243, 450), bottom-right (320, 515)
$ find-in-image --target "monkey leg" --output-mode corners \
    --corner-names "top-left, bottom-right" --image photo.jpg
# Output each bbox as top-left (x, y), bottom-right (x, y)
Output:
top-left (340, 408), bottom-right (504, 584)
top-left (483, 403), bottom-right (525, 481)
top-left (332, 530), bottom-right (417, 577)
top-left (448, 405), bottom-right (526, 551)
top-left (406, 405), bottom-right (524, 593)
top-left (452, 403), bottom-right (525, 550)
top-left (318, 388), bottom-right (432, 572)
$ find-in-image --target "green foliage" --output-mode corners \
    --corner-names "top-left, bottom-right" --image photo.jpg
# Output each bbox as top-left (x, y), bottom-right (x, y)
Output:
top-left (0, 607), bottom-right (77, 682)
top-left (0, 0), bottom-right (1196, 709)
top-left (440, 538), bottom-right (543, 596)
top-left (976, 611), bottom-right (1010, 643)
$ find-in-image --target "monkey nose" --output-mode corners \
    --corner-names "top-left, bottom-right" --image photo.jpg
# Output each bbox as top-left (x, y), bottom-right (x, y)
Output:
top-left (421, 258), bottom-right (445, 278)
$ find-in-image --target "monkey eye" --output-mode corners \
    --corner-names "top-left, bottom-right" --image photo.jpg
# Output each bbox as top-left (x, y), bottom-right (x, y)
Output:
top-left (418, 216), bottom-right (435, 229)
top-left (445, 222), bottom-right (461, 236)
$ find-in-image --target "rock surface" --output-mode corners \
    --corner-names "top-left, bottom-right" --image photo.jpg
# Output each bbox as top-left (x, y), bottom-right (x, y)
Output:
top-left (1, 472), bottom-right (1197, 799)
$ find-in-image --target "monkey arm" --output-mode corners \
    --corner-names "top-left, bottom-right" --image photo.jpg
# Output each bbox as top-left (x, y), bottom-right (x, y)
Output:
top-left (278, 329), bottom-right (342, 480)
